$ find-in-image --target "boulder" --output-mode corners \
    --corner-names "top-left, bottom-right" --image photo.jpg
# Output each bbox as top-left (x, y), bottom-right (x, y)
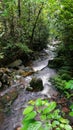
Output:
top-left (0, 112), bottom-right (5, 125)
top-left (19, 71), bottom-right (34, 77)
top-left (0, 68), bottom-right (11, 74)
top-left (23, 67), bottom-right (33, 72)
top-left (0, 88), bottom-right (18, 105)
top-left (17, 67), bottom-right (34, 77)
top-left (14, 125), bottom-right (21, 130)
top-left (29, 78), bottom-right (43, 92)
top-left (18, 65), bottom-right (25, 70)
top-left (14, 126), bottom-right (21, 130)
top-left (0, 81), bottom-right (2, 88)
top-left (8, 59), bottom-right (22, 68)
top-left (0, 68), bottom-right (11, 89)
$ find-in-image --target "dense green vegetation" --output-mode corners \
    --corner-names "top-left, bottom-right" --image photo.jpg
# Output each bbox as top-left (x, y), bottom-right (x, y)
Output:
top-left (0, 0), bottom-right (73, 68)
top-left (21, 98), bottom-right (72, 130)
top-left (48, 0), bottom-right (73, 99)
top-left (0, 0), bottom-right (73, 129)
top-left (48, 0), bottom-right (73, 71)
top-left (0, 0), bottom-right (49, 66)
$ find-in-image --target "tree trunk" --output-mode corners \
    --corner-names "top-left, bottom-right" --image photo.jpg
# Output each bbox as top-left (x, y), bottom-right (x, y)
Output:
top-left (18, 0), bottom-right (21, 17)
top-left (30, 3), bottom-right (44, 49)
top-left (10, 16), bottom-right (14, 37)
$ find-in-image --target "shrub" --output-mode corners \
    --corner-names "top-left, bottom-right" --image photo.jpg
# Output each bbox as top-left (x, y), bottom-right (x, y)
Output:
top-left (69, 104), bottom-right (73, 117)
top-left (65, 80), bottom-right (73, 90)
top-left (50, 75), bottom-right (66, 91)
top-left (21, 98), bottom-right (72, 130)
top-left (48, 57), bottom-right (64, 69)
top-left (61, 73), bottom-right (71, 81)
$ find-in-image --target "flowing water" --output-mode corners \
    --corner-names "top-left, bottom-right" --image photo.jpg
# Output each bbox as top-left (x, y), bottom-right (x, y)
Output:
top-left (0, 43), bottom-right (58, 130)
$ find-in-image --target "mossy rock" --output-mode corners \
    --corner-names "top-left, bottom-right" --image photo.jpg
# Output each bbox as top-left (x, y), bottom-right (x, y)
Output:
top-left (0, 89), bottom-right (18, 105)
top-left (17, 67), bottom-right (34, 77)
top-left (20, 71), bottom-right (34, 77)
top-left (0, 102), bottom-right (5, 112)
top-left (0, 68), bottom-right (11, 74)
top-left (8, 59), bottom-right (22, 68)
top-left (29, 78), bottom-right (43, 92)
top-left (0, 68), bottom-right (11, 90)
top-left (0, 112), bottom-right (5, 125)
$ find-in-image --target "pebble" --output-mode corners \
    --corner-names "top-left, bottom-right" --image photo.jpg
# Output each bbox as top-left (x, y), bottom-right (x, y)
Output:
top-left (16, 127), bottom-right (21, 130)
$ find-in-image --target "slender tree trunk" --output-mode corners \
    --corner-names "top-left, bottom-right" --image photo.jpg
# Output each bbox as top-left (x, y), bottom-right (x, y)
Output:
top-left (30, 3), bottom-right (44, 49)
top-left (1, 2), bottom-right (8, 34)
top-left (18, 0), bottom-right (21, 17)
top-left (27, 3), bottom-right (31, 22)
top-left (10, 16), bottom-right (14, 37)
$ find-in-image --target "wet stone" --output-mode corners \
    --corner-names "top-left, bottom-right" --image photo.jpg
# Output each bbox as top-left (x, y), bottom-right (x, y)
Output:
top-left (8, 59), bottom-right (22, 68)
top-left (29, 78), bottom-right (44, 92)
top-left (0, 68), bottom-right (12, 90)
top-left (0, 112), bottom-right (5, 125)
top-left (0, 88), bottom-right (18, 105)
top-left (14, 126), bottom-right (21, 130)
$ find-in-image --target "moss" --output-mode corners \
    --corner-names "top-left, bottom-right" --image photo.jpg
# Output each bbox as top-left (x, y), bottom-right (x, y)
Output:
top-left (0, 89), bottom-right (18, 105)
top-left (30, 78), bottom-right (43, 92)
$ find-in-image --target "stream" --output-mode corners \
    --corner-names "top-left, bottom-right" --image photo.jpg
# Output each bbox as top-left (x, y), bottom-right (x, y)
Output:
top-left (0, 42), bottom-right (58, 130)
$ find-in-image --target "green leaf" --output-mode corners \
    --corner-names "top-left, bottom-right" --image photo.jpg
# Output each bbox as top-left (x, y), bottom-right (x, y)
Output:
top-left (24, 111), bottom-right (37, 121)
top-left (21, 120), bottom-right (33, 129)
top-left (70, 104), bottom-right (73, 110)
top-left (27, 121), bottom-right (42, 130)
top-left (28, 100), bottom-right (35, 105)
top-left (43, 125), bottom-right (51, 130)
top-left (53, 109), bottom-right (61, 119)
top-left (40, 115), bottom-right (47, 120)
top-left (56, 128), bottom-right (61, 130)
top-left (47, 114), bottom-right (52, 119)
top-left (37, 109), bottom-right (42, 113)
top-left (59, 118), bottom-right (69, 124)
top-left (0, 53), bottom-right (4, 59)
top-left (35, 98), bottom-right (42, 106)
top-left (16, 43), bottom-right (32, 53)
top-left (60, 124), bottom-right (65, 128)
top-left (65, 80), bottom-right (73, 89)
top-left (64, 125), bottom-right (72, 130)
top-left (38, 127), bottom-right (43, 130)
top-left (42, 100), bottom-right (49, 106)
top-left (52, 120), bottom-right (60, 127)
top-left (43, 123), bottom-right (52, 130)
top-left (23, 106), bottom-right (34, 115)
top-left (69, 111), bottom-right (73, 117)
top-left (43, 102), bottom-right (56, 114)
